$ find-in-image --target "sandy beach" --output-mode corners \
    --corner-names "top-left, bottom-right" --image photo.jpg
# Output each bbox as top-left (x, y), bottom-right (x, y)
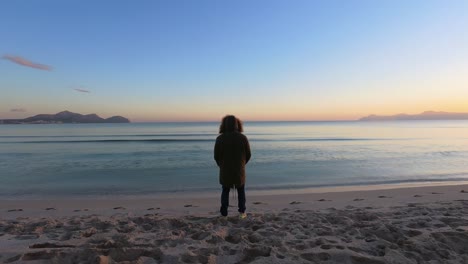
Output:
top-left (1, 183), bottom-right (468, 263)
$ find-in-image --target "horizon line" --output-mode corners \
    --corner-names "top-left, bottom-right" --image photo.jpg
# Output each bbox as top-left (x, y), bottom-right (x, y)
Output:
top-left (131, 119), bottom-right (358, 123)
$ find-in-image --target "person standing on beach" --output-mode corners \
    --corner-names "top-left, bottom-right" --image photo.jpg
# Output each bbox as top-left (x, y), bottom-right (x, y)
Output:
top-left (214, 115), bottom-right (251, 218)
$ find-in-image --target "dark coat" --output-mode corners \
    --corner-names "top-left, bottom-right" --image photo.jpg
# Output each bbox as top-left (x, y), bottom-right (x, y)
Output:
top-left (214, 132), bottom-right (251, 187)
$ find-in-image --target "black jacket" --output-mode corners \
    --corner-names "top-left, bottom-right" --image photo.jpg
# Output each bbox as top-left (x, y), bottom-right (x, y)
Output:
top-left (214, 132), bottom-right (251, 186)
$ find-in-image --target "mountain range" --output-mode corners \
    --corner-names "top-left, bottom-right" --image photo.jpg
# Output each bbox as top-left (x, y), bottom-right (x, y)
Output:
top-left (0, 111), bottom-right (130, 124)
top-left (359, 111), bottom-right (468, 121)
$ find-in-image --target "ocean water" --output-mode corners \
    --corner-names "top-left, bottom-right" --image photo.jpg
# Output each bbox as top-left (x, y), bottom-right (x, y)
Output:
top-left (1, 121), bottom-right (468, 197)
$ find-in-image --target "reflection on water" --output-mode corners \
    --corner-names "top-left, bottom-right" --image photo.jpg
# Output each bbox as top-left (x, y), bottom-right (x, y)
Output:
top-left (0, 121), bottom-right (468, 197)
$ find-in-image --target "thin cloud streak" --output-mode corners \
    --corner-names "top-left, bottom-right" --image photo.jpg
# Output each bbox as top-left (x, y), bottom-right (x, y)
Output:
top-left (10, 108), bottom-right (27, 112)
top-left (73, 88), bottom-right (91, 93)
top-left (2, 54), bottom-right (52, 71)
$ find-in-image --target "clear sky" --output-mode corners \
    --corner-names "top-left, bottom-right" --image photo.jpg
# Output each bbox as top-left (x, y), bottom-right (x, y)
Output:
top-left (1, 0), bottom-right (467, 122)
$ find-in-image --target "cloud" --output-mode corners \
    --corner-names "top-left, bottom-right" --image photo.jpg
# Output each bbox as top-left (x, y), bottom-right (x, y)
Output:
top-left (2, 54), bottom-right (52, 71)
top-left (10, 108), bottom-right (27, 112)
top-left (73, 88), bottom-right (91, 93)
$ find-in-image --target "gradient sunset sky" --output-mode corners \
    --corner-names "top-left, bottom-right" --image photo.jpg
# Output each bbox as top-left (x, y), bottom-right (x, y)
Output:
top-left (1, 0), bottom-right (467, 122)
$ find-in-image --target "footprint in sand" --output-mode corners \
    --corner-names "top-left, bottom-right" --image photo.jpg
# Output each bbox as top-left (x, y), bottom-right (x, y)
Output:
top-left (4, 255), bottom-right (21, 263)
top-left (253, 202), bottom-right (265, 205)
top-left (301, 252), bottom-right (331, 262)
top-left (431, 192), bottom-right (443, 194)
top-left (113, 206), bottom-right (126, 210)
top-left (45, 208), bottom-right (56, 211)
top-left (290, 201), bottom-right (302, 205)
top-left (184, 204), bottom-right (198, 208)
top-left (378, 196), bottom-right (391, 198)
top-left (144, 213), bottom-right (158, 217)
top-left (414, 195), bottom-right (423, 197)
top-left (317, 199), bottom-right (330, 202)
top-left (320, 244), bottom-right (333, 250)
top-left (7, 209), bottom-right (23, 212)
top-left (461, 190), bottom-right (467, 193)
top-left (73, 209), bottom-right (89, 212)
top-left (353, 198), bottom-right (364, 201)
top-left (29, 242), bottom-right (75, 249)
top-left (21, 250), bottom-right (57, 261)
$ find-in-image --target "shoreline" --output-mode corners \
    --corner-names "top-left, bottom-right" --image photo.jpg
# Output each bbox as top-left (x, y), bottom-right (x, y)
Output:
top-left (2, 179), bottom-right (468, 200)
top-left (3, 179), bottom-right (468, 199)
top-left (2, 182), bottom-right (468, 218)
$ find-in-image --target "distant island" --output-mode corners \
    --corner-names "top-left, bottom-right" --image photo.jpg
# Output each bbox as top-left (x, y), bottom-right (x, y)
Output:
top-left (359, 111), bottom-right (468, 121)
top-left (0, 111), bottom-right (130, 124)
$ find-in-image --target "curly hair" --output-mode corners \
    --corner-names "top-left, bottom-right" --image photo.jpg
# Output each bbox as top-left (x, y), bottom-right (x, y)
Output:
top-left (219, 115), bottom-right (243, 134)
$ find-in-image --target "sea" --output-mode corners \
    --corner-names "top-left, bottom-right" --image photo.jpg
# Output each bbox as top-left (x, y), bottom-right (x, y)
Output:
top-left (1, 121), bottom-right (468, 198)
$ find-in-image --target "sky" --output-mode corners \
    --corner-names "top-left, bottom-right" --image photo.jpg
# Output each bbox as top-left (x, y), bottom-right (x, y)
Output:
top-left (1, 0), bottom-right (467, 122)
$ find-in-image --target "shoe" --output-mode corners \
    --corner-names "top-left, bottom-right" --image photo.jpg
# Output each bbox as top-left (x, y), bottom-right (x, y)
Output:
top-left (220, 207), bottom-right (228, 217)
top-left (239, 212), bottom-right (247, 219)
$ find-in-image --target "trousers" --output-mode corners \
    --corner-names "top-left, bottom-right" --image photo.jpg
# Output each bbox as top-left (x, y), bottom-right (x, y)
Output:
top-left (220, 185), bottom-right (246, 216)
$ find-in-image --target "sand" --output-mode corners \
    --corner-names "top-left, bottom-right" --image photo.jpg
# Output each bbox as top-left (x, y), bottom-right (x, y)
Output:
top-left (1, 183), bottom-right (468, 263)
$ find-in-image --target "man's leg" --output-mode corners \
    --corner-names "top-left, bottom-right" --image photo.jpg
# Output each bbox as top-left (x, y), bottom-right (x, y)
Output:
top-left (237, 185), bottom-right (246, 213)
top-left (220, 186), bottom-right (230, 216)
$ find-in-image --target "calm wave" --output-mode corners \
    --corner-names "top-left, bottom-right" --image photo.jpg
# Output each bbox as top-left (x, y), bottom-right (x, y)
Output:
top-left (1, 121), bottom-right (468, 197)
